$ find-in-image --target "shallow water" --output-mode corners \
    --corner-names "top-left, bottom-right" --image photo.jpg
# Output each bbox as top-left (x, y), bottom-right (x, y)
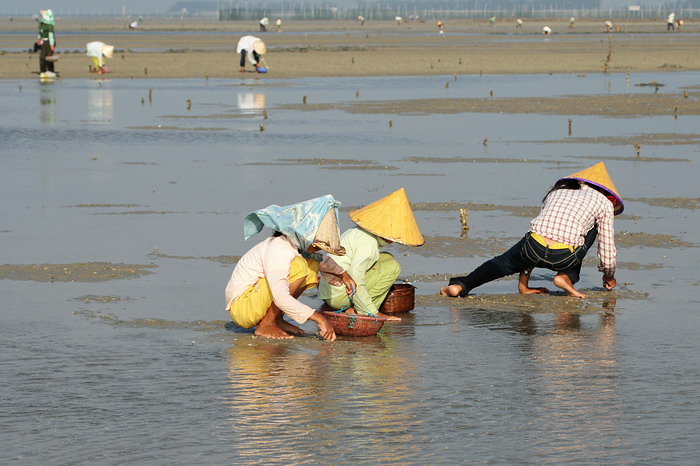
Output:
top-left (1, 73), bottom-right (699, 463)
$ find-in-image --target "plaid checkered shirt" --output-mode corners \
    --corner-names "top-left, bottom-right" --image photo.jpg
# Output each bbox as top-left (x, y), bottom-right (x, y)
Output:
top-left (530, 184), bottom-right (616, 276)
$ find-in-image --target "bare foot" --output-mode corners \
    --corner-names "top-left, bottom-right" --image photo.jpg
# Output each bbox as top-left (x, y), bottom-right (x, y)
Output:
top-left (254, 323), bottom-right (294, 339)
top-left (277, 319), bottom-right (306, 336)
top-left (440, 284), bottom-right (463, 297)
top-left (376, 312), bottom-right (401, 322)
top-left (518, 285), bottom-right (550, 295)
top-left (553, 274), bottom-right (586, 299)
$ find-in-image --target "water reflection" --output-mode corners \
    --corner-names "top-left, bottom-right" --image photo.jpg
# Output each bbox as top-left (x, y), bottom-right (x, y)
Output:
top-left (39, 85), bottom-right (56, 124)
top-left (225, 334), bottom-right (422, 461)
top-left (237, 93), bottom-right (266, 114)
top-left (88, 85), bottom-right (114, 123)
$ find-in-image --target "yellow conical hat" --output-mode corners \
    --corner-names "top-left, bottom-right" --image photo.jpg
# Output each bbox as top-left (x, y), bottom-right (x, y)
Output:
top-left (560, 161), bottom-right (624, 215)
top-left (349, 188), bottom-right (424, 246)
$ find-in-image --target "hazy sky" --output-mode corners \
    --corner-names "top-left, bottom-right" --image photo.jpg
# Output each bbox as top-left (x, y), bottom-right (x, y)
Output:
top-left (1, 0), bottom-right (667, 16)
top-left (2, 1), bottom-right (176, 16)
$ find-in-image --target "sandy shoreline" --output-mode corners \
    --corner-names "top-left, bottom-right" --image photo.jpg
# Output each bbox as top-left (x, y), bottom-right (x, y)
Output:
top-left (2, 18), bottom-right (700, 79)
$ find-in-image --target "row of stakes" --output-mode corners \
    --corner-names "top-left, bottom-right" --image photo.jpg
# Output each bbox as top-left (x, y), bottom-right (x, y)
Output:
top-left (138, 85), bottom-right (689, 141)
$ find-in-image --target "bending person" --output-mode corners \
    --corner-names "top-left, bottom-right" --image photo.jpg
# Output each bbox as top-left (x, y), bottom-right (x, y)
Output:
top-left (86, 41), bottom-right (114, 74)
top-left (225, 195), bottom-right (355, 340)
top-left (319, 188), bottom-right (424, 320)
top-left (236, 35), bottom-right (266, 73)
top-left (441, 162), bottom-right (623, 299)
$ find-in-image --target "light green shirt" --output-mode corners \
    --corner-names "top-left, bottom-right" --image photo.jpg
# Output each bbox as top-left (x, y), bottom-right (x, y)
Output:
top-left (318, 227), bottom-right (387, 315)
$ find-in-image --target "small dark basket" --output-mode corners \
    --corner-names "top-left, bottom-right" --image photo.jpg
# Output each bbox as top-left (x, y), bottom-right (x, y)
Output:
top-left (379, 283), bottom-right (415, 314)
top-left (322, 311), bottom-right (386, 337)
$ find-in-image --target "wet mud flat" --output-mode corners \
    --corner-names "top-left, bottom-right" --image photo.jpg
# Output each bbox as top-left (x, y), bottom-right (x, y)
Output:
top-left (1, 70), bottom-right (700, 464)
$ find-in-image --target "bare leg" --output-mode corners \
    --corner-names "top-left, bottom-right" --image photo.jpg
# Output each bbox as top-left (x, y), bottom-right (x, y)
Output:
top-left (518, 270), bottom-right (550, 295)
top-left (440, 284), bottom-right (463, 297)
top-left (254, 277), bottom-right (308, 339)
top-left (553, 272), bottom-right (586, 299)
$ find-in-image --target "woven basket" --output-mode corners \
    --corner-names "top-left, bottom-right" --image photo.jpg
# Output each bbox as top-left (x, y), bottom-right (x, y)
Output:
top-left (379, 283), bottom-right (415, 314)
top-left (321, 311), bottom-right (386, 337)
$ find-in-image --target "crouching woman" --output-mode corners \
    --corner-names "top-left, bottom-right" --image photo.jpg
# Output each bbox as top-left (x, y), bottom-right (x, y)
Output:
top-left (225, 195), bottom-right (355, 341)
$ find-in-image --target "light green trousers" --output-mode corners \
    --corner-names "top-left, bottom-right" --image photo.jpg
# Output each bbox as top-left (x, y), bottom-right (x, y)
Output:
top-left (325, 252), bottom-right (401, 311)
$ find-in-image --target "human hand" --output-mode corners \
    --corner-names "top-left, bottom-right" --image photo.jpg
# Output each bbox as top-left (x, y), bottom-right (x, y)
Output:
top-left (310, 312), bottom-right (336, 341)
top-left (341, 271), bottom-right (356, 296)
top-left (603, 275), bottom-right (617, 290)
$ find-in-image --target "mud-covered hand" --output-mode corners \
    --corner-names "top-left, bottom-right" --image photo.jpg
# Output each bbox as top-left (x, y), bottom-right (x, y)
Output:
top-left (310, 312), bottom-right (336, 341)
top-left (603, 274), bottom-right (617, 290)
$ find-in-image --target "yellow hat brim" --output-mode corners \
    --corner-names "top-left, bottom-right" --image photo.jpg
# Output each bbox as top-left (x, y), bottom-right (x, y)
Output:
top-left (561, 161), bottom-right (624, 215)
top-left (349, 188), bottom-right (424, 246)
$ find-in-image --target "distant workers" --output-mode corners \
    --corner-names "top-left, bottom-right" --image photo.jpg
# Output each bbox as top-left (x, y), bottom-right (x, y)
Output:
top-left (259, 17), bottom-right (269, 32)
top-left (36, 9), bottom-right (57, 76)
top-left (667, 12), bottom-right (675, 31)
top-left (236, 35), bottom-right (267, 73)
top-left (86, 41), bottom-right (114, 74)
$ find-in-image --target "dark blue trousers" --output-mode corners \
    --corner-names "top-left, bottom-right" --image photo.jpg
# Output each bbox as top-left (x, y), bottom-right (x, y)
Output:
top-left (448, 228), bottom-right (598, 297)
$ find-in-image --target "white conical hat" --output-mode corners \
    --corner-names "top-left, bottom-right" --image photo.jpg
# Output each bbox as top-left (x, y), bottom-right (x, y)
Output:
top-left (102, 44), bottom-right (114, 59)
top-left (349, 188), bottom-right (424, 246)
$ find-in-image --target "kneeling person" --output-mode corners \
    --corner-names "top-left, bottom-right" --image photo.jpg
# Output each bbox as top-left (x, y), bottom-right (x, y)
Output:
top-left (225, 195), bottom-right (355, 340)
top-left (319, 188), bottom-right (424, 320)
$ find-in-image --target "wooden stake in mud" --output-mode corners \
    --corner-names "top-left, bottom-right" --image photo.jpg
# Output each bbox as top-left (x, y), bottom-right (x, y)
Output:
top-left (459, 208), bottom-right (469, 236)
top-left (568, 118), bottom-right (572, 136)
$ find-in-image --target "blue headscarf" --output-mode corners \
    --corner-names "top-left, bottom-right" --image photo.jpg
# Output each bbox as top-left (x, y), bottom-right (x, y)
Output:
top-left (243, 194), bottom-right (342, 256)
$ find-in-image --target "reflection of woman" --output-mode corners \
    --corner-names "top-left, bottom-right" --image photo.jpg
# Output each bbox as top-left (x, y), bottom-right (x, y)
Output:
top-left (36, 9), bottom-right (56, 74)
top-left (442, 162), bottom-right (623, 299)
top-left (225, 195), bottom-right (355, 340)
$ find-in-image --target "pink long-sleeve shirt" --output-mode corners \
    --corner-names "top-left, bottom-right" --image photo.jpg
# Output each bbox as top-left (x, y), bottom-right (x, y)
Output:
top-left (225, 235), bottom-right (344, 324)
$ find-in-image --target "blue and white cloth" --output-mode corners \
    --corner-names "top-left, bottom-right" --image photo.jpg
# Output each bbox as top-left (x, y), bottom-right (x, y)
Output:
top-left (243, 194), bottom-right (342, 254)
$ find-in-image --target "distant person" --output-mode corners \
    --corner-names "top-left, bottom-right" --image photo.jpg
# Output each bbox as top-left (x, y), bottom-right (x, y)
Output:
top-left (129, 21), bottom-right (138, 29)
top-left (437, 20), bottom-right (444, 32)
top-left (86, 41), bottom-right (114, 74)
top-left (36, 9), bottom-right (56, 75)
top-left (667, 13), bottom-right (675, 31)
top-left (259, 17), bottom-right (269, 32)
top-left (236, 35), bottom-right (267, 73)
top-left (542, 26), bottom-right (552, 35)
top-left (225, 195), bottom-right (355, 340)
top-left (515, 18), bottom-right (523, 28)
top-left (489, 16), bottom-right (496, 25)
top-left (440, 162), bottom-right (622, 299)
top-left (275, 18), bottom-right (282, 32)
top-left (569, 17), bottom-right (575, 29)
top-left (395, 16), bottom-right (403, 25)
top-left (604, 21), bottom-right (614, 32)
top-left (319, 188), bottom-right (424, 321)
top-left (357, 15), bottom-right (366, 26)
